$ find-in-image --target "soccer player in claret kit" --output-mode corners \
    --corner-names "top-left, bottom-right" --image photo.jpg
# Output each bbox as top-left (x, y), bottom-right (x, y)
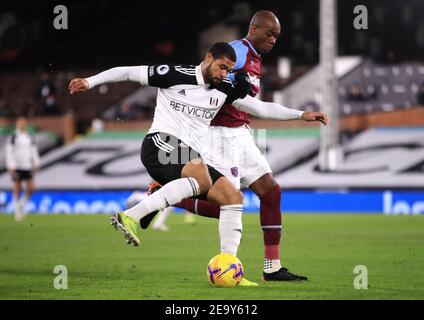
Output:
top-left (70, 42), bottom-right (327, 285)
top-left (153, 11), bottom-right (318, 281)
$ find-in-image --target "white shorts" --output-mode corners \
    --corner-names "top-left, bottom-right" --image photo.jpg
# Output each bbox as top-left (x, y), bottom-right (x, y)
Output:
top-left (200, 125), bottom-right (272, 190)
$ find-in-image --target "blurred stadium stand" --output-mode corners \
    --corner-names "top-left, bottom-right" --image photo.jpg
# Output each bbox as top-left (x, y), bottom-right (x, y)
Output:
top-left (0, 1), bottom-right (424, 214)
top-left (1, 0), bottom-right (423, 132)
top-left (339, 62), bottom-right (424, 115)
top-left (1, 1), bottom-right (423, 134)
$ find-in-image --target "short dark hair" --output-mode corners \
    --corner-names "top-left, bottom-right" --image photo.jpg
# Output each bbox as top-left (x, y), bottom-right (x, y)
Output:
top-left (208, 42), bottom-right (236, 62)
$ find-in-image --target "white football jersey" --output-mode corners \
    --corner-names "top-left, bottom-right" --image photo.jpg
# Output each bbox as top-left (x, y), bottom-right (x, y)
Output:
top-left (145, 64), bottom-right (238, 153)
top-left (5, 131), bottom-right (40, 171)
top-left (84, 63), bottom-right (303, 155)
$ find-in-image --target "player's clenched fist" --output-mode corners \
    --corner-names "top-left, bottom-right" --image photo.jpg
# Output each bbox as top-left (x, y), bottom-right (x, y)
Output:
top-left (69, 78), bottom-right (89, 94)
top-left (301, 111), bottom-right (329, 126)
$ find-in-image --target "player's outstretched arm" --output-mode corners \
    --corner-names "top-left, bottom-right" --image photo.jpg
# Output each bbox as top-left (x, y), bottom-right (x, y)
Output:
top-left (300, 110), bottom-right (328, 125)
top-left (69, 78), bottom-right (89, 94)
top-left (231, 95), bottom-right (328, 126)
top-left (69, 66), bottom-right (145, 94)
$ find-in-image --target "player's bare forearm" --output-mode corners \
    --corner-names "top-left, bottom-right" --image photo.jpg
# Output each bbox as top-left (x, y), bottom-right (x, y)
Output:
top-left (69, 78), bottom-right (89, 94)
top-left (301, 111), bottom-right (329, 126)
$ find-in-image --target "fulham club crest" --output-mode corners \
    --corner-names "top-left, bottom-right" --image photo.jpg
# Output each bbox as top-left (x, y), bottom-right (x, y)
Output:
top-left (210, 97), bottom-right (219, 107)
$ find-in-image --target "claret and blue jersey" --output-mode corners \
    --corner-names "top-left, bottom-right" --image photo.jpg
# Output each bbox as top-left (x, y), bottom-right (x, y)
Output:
top-left (211, 38), bottom-right (263, 127)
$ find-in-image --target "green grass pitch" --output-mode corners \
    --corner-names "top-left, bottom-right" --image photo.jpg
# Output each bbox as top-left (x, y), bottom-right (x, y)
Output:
top-left (0, 213), bottom-right (423, 300)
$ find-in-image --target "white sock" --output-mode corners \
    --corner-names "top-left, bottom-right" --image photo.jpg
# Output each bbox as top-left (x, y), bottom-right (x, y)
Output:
top-left (125, 177), bottom-right (199, 221)
top-left (126, 191), bottom-right (146, 209)
top-left (13, 195), bottom-right (20, 210)
top-left (264, 259), bottom-right (282, 273)
top-left (20, 195), bottom-right (29, 213)
top-left (152, 206), bottom-right (173, 228)
top-left (219, 204), bottom-right (243, 257)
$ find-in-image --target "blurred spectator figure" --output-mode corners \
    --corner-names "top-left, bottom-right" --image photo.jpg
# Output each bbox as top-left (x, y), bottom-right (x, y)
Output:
top-left (302, 100), bottom-right (320, 112)
top-left (131, 100), bottom-right (155, 120)
top-left (36, 72), bottom-right (60, 115)
top-left (366, 84), bottom-right (378, 100)
top-left (37, 72), bottom-right (56, 99)
top-left (43, 95), bottom-right (60, 115)
top-left (91, 118), bottom-right (104, 133)
top-left (91, 111), bottom-right (105, 133)
top-left (116, 103), bottom-right (137, 121)
top-left (417, 83), bottom-right (424, 105)
top-left (347, 83), bottom-right (367, 101)
top-left (142, 96), bottom-right (157, 119)
top-left (0, 97), bottom-right (12, 118)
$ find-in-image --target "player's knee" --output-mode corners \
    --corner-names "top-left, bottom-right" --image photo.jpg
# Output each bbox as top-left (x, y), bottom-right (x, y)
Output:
top-left (196, 175), bottom-right (213, 194)
top-left (193, 163), bottom-right (213, 193)
top-left (13, 183), bottom-right (21, 195)
top-left (233, 190), bottom-right (243, 204)
top-left (27, 183), bottom-right (34, 194)
top-left (260, 183), bottom-right (281, 205)
top-left (190, 167), bottom-right (213, 194)
top-left (259, 184), bottom-right (279, 201)
top-left (252, 174), bottom-right (277, 198)
top-left (182, 161), bottom-right (213, 193)
top-left (222, 190), bottom-right (243, 205)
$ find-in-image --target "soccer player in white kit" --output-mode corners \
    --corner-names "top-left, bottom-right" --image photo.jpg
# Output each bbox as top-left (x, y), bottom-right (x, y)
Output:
top-left (69, 42), bottom-right (326, 285)
top-left (5, 117), bottom-right (41, 221)
top-left (149, 11), bottom-right (329, 281)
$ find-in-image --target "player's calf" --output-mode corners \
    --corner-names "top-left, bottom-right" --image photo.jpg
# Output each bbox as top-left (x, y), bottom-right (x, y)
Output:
top-left (125, 177), bottom-right (200, 222)
top-left (207, 177), bottom-right (244, 257)
top-left (174, 198), bottom-right (221, 219)
top-left (253, 180), bottom-right (283, 274)
top-left (207, 176), bottom-right (243, 206)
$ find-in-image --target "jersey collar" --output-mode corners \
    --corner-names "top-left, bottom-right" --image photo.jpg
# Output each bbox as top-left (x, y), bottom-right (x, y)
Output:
top-left (16, 129), bottom-right (27, 135)
top-left (242, 38), bottom-right (260, 57)
top-left (195, 65), bottom-right (205, 86)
